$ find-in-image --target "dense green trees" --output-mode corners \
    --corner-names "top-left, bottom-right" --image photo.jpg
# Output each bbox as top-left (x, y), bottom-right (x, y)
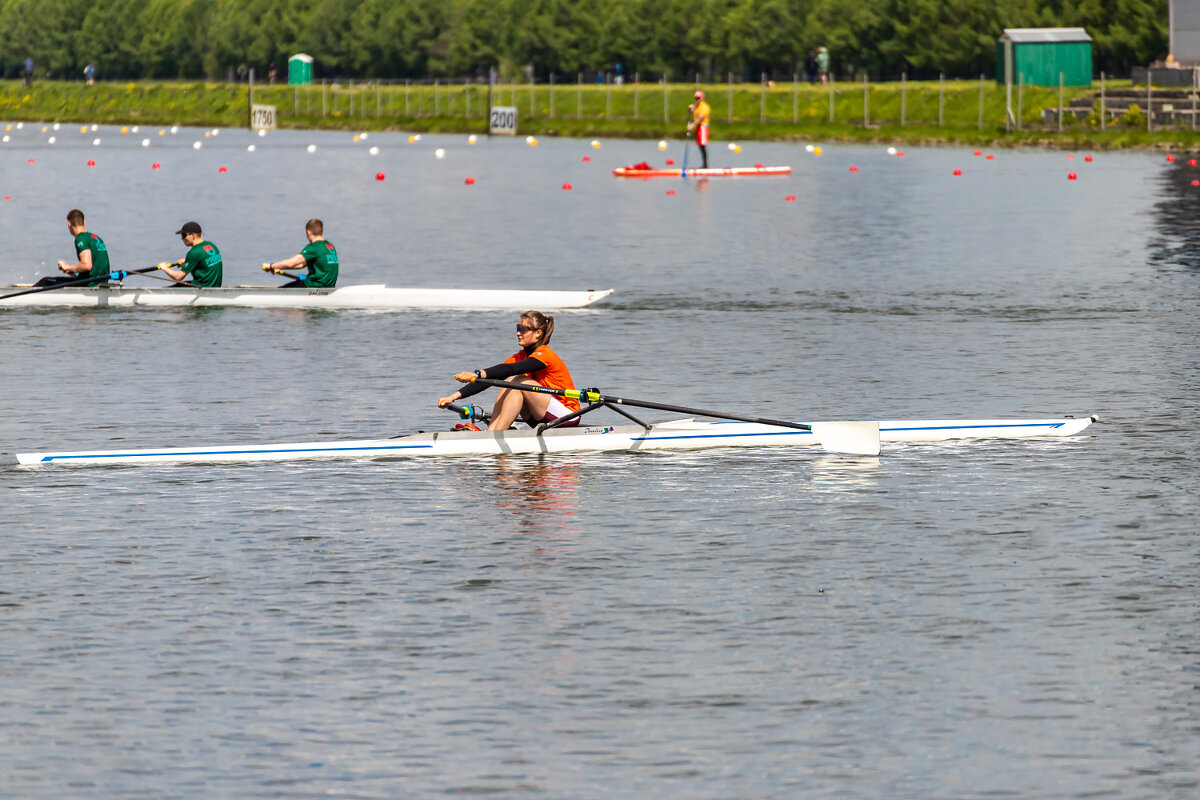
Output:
top-left (0, 0), bottom-right (1167, 82)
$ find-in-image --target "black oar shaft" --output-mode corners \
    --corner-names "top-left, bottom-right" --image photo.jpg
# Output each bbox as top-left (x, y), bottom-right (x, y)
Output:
top-left (469, 377), bottom-right (812, 432)
top-left (0, 266), bottom-right (161, 301)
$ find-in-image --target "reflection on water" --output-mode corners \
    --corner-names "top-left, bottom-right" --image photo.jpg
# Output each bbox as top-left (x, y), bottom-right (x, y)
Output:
top-left (488, 455), bottom-right (580, 539)
top-left (810, 454), bottom-right (881, 490)
top-left (1149, 162), bottom-right (1200, 269)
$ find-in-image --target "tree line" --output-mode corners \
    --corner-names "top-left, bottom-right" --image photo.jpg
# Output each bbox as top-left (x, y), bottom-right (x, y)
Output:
top-left (0, 0), bottom-right (1167, 84)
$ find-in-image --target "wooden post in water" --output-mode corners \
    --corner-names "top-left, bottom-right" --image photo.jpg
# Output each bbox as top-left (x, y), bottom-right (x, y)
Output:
top-left (901, 72), bottom-right (906, 126)
top-left (939, 73), bottom-right (945, 126)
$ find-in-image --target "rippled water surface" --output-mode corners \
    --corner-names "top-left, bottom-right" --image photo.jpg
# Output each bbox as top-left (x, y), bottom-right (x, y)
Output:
top-left (1, 126), bottom-right (1198, 798)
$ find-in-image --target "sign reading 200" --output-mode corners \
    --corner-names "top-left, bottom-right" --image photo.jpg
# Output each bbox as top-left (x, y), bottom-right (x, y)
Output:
top-left (489, 106), bottom-right (518, 136)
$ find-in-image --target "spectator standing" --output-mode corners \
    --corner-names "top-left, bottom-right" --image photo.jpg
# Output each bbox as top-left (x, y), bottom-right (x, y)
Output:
top-left (817, 46), bottom-right (830, 85)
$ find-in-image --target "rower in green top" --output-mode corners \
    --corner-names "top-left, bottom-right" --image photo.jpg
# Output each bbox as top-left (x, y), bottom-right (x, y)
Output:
top-left (159, 221), bottom-right (222, 287)
top-left (36, 208), bottom-right (110, 286)
top-left (263, 218), bottom-right (339, 288)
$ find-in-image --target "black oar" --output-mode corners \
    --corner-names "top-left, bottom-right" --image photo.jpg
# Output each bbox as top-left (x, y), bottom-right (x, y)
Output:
top-left (0, 265), bottom-right (165, 301)
top-left (464, 377), bottom-right (881, 455)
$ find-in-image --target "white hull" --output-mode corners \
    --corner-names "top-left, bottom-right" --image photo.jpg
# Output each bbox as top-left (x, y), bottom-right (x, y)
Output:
top-left (15, 416), bottom-right (1096, 467)
top-left (0, 284), bottom-right (614, 310)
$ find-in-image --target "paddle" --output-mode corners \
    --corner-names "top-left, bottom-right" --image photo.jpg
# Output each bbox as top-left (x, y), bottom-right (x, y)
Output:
top-left (0, 265), bottom-right (168, 301)
top-left (463, 377), bottom-right (881, 456)
top-left (262, 263), bottom-right (305, 282)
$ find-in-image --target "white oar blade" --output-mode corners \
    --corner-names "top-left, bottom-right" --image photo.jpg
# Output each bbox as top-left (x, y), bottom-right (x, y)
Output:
top-left (810, 421), bottom-right (881, 456)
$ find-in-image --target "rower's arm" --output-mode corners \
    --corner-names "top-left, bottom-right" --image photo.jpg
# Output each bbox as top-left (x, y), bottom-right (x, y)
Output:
top-left (57, 249), bottom-right (93, 274)
top-left (449, 358), bottom-right (548, 401)
top-left (266, 254), bottom-right (306, 273)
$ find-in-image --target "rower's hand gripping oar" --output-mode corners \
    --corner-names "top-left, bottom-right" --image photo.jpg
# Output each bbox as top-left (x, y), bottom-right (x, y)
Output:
top-left (0, 264), bottom-right (175, 301)
top-left (463, 377), bottom-right (881, 456)
top-left (262, 263), bottom-right (305, 282)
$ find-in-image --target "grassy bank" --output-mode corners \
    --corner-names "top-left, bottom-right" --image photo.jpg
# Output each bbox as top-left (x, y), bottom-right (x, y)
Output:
top-left (2, 78), bottom-right (1198, 150)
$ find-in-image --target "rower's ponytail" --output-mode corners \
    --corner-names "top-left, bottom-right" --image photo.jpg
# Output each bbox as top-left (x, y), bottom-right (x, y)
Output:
top-left (522, 310), bottom-right (555, 345)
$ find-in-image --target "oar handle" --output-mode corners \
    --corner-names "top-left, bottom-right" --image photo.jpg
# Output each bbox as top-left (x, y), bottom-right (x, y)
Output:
top-left (443, 401), bottom-right (489, 422)
top-left (465, 376), bottom-right (813, 432)
top-left (262, 263), bottom-right (304, 281)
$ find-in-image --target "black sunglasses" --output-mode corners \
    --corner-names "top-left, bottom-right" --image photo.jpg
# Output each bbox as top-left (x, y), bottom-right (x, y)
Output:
top-left (516, 324), bottom-right (538, 333)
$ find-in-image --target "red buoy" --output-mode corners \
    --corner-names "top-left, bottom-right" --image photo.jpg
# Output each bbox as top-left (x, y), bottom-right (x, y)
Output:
top-left (464, 176), bottom-right (475, 185)
top-left (375, 171), bottom-right (385, 181)
top-left (666, 189), bottom-right (676, 195)
top-left (849, 165), bottom-right (858, 172)
top-left (665, 158), bottom-right (674, 165)
top-left (151, 162), bottom-right (161, 170)
top-left (985, 154), bottom-right (995, 160)
top-left (1068, 171), bottom-right (1078, 180)
top-left (1190, 159), bottom-right (1198, 167)
top-left (1167, 154), bottom-right (1177, 163)
top-left (754, 162), bottom-right (764, 168)
top-left (973, 149), bottom-right (982, 156)
top-left (218, 165), bottom-right (228, 173)
top-left (1084, 154), bottom-right (1093, 162)
top-left (582, 156), bottom-right (590, 162)
top-left (953, 168), bottom-right (962, 176)
top-left (785, 195), bottom-right (796, 201)
top-left (562, 183), bottom-right (572, 191)
top-left (87, 159), bottom-right (96, 167)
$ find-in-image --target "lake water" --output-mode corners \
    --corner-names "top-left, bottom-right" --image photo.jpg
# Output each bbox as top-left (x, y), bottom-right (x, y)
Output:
top-left (1, 124), bottom-right (1198, 799)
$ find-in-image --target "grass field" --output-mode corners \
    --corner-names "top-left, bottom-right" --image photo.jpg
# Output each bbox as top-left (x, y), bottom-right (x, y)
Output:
top-left (2, 78), bottom-right (1197, 150)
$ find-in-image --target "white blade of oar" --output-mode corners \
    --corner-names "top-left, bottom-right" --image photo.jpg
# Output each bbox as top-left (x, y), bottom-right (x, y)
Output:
top-left (809, 421), bottom-right (881, 456)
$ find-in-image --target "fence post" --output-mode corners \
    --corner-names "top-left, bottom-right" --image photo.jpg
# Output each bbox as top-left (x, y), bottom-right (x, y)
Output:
top-left (377, 81), bottom-right (381, 118)
top-left (1193, 69), bottom-right (1197, 132)
top-left (605, 72), bottom-right (611, 119)
top-left (322, 79), bottom-right (328, 117)
top-left (1058, 72), bottom-right (1064, 132)
top-left (761, 72), bottom-right (766, 123)
top-left (901, 71), bottom-right (906, 126)
top-left (530, 72), bottom-right (534, 118)
top-left (828, 73), bottom-right (835, 122)
top-left (793, 72), bottom-right (798, 123)
top-left (549, 73), bottom-right (554, 119)
top-left (663, 73), bottom-right (669, 123)
top-left (727, 71), bottom-right (733, 122)
top-left (863, 74), bottom-right (869, 126)
top-left (578, 72), bottom-right (582, 119)
top-left (1147, 71), bottom-right (1153, 132)
top-left (939, 73), bottom-right (944, 126)
top-left (1017, 74), bottom-right (1023, 131)
top-left (978, 73), bottom-right (984, 130)
top-left (404, 80), bottom-right (409, 116)
top-left (634, 72), bottom-right (639, 118)
top-left (295, 81), bottom-right (299, 115)
top-left (1100, 71), bottom-right (1105, 129)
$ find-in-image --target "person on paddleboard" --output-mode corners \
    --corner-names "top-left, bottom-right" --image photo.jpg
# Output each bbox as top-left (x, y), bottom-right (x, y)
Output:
top-left (36, 209), bottom-right (111, 287)
top-left (159, 221), bottom-right (223, 287)
top-left (687, 90), bottom-right (711, 169)
top-left (437, 310), bottom-right (581, 431)
top-left (262, 218), bottom-right (339, 288)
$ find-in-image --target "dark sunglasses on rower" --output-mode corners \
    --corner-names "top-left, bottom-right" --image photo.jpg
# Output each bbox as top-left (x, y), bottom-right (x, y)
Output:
top-left (516, 324), bottom-right (537, 333)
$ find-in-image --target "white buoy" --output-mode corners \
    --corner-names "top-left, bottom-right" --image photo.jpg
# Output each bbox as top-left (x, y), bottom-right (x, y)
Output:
top-left (132, 126), bottom-right (139, 133)
top-left (193, 141), bottom-right (202, 150)
top-left (91, 125), bottom-right (98, 132)
top-left (360, 132), bottom-right (368, 140)
top-left (52, 123), bottom-right (61, 131)
top-left (368, 146), bottom-right (379, 156)
top-left (142, 139), bottom-right (150, 147)
top-left (92, 138), bottom-right (101, 146)
top-left (468, 134), bottom-right (477, 144)
top-left (2, 135), bottom-right (9, 143)
top-left (47, 136), bottom-right (56, 144)
top-left (435, 148), bottom-right (445, 159)
top-left (590, 139), bottom-right (601, 148)
top-left (657, 140), bottom-right (668, 150)
top-left (804, 144), bottom-right (815, 153)
top-left (247, 144), bottom-right (256, 152)
top-left (211, 129), bottom-right (220, 136)
top-left (886, 146), bottom-right (897, 155)
top-left (16, 122), bottom-right (23, 130)
top-left (170, 126), bottom-right (179, 134)
top-left (257, 129), bottom-right (266, 138)
top-left (307, 144), bottom-right (317, 153)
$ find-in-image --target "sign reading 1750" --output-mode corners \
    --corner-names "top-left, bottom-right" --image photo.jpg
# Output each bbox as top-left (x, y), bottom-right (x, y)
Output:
top-left (489, 106), bottom-right (517, 136)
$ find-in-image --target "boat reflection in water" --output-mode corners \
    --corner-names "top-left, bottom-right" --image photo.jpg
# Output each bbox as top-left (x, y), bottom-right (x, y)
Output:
top-left (810, 454), bottom-right (881, 491)
top-left (488, 456), bottom-right (581, 540)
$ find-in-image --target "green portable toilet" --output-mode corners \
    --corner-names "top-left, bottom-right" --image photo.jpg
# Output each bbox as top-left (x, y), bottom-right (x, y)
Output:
top-left (288, 53), bottom-right (314, 85)
top-left (997, 28), bottom-right (1092, 87)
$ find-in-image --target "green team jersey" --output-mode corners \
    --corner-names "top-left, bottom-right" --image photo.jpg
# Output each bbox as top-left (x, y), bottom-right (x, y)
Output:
top-left (74, 231), bottom-right (110, 286)
top-left (300, 239), bottom-right (339, 288)
top-left (183, 240), bottom-right (223, 287)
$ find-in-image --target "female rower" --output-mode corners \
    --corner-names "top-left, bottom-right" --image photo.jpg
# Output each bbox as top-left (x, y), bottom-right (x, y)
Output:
top-left (437, 310), bottom-right (580, 431)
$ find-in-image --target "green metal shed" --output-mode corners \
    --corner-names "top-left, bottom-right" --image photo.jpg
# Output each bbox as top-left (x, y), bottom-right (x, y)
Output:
top-left (996, 28), bottom-right (1092, 87)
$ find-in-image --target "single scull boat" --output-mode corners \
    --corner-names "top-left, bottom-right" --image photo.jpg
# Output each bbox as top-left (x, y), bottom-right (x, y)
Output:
top-left (0, 284), bottom-right (614, 310)
top-left (15, 417), bottom-right (1096, 467)
top-left (613, 165), bottom-right (791, 178)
